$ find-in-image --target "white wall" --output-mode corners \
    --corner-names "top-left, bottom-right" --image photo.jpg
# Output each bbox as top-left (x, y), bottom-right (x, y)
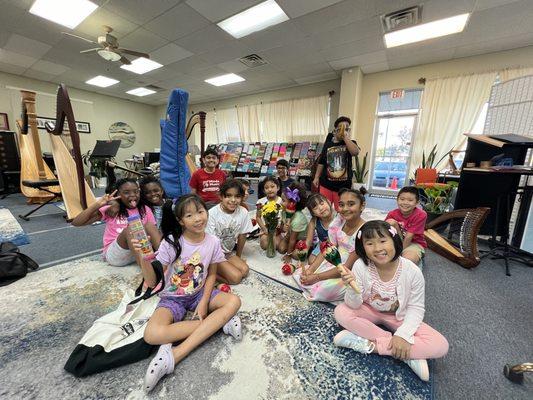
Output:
top-left (0, 71), bottom-right (161, 166)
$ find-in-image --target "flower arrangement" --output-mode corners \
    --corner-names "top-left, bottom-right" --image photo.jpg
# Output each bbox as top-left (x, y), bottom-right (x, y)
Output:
top-left (261, 200), bottom-right (281, 232)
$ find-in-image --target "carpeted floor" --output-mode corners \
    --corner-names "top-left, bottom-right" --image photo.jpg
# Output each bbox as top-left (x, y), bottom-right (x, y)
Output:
top-left (0, 255), bottom-right (432, 399)
top-left (0, 208), bottom-right (30, 246)
top-left (1, 191), bottom-right (532, 398)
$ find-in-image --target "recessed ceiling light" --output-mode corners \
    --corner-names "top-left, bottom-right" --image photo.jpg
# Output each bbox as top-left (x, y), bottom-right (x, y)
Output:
top-left (217, 0), bottom-right (289, 39)
top-left (384, 13), bottom-right (470, 48)
top-left (205, 73), bottom-right (245, 86)
top-left (29, 0), bottom-right (98, 29)
top-left (120, 57), bottom-right (163, 74)
top-left (127, 87), bottom-right (156, 97)
top-left (86, 75), bottom-right (119, 87)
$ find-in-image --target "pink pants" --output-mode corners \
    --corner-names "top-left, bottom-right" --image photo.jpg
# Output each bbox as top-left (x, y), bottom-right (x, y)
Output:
top-left (319, 186), bottom-right (340, 211)
top-left (334, 303), bottom-right (449, 359)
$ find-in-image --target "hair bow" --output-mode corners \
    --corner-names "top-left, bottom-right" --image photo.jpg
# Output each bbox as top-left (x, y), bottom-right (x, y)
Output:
top-left (285, 187), bottom-right (300, 202)
top-left (357, 230), bottom-right (362, 239)
top-left (389, 226), bottom-right (397, 237)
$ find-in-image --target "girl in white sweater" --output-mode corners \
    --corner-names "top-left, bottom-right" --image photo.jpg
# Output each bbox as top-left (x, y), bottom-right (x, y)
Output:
top-left (333, 220), bottom-right (448, 381)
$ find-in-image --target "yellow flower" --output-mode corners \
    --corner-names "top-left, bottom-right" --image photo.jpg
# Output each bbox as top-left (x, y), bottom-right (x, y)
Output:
top-left (261, 200), bottom-right (278, 216)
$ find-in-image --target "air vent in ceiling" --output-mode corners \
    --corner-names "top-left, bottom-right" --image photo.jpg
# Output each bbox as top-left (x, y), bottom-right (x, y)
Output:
top-left (381, 5), bottom-right (422, 33)
top-left (239, 54), bottom-right (268, 68)
top-left (145, 84), bottom-right (163, 91)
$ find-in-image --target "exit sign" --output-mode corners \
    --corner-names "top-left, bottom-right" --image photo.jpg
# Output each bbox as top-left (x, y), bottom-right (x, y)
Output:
top-left (390, 89), bottom-right (404, 99)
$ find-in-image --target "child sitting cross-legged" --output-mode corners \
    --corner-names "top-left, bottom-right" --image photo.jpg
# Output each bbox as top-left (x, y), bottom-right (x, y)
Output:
top-left (133, 194), bottom-right (242, 393)
top-left (72, 178), bottom-right (161, 267)
top-left (304, 193), bottom-right (336, 265)
top-left (257, 176), bottom-right (283, 250)
top-left (293, 188), bottom-right (365, 302)
top-left (385, 186), bottom-right (428, 264)
top-left (206, 179), bottom-right (254, 284)
top-left (334, 220), bottom-right (448, 382)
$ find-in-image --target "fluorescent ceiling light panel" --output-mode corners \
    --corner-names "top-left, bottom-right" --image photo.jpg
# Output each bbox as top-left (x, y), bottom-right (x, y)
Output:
top-left (85, 75), bottom-right (119, 87)
top-left (205, 73), bottom-right (245, 86)
top-left (29, 0), bottom-right (98, 29)
top-left (384, 13), bottom-right (469, 48)
top-left (127, 87), bottom-right (156, 97)
top-left (120, 57), bottom-right (163, 74)
top-left (217, 0), bottom-right (289, 39)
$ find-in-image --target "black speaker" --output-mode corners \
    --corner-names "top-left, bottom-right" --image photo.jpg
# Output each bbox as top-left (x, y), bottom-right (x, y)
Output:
top-left (0, 131), bottom-right (20, 171)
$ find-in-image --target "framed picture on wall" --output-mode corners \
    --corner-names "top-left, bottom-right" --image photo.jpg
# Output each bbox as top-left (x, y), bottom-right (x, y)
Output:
top-left (36, 116), bottom-right (91, 133)
top-left (0, 113), bottom-right (9, 130)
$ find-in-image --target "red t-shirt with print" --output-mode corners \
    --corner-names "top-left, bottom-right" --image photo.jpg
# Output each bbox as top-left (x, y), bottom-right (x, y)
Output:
top-left (189, 168), bottom-right (226, 203)
top-left (386, 207), bottom-right (427, 248)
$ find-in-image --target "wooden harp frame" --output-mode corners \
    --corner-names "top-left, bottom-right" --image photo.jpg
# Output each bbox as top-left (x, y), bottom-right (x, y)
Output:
top-left (45, 84), bottom-right (95, 218)
top-left (424, 207), bottom-right (490, 268)
top-left (185, 111), bottom-right (206, 173)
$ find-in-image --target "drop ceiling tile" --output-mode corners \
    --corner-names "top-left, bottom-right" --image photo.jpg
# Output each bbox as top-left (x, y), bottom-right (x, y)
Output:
top-left (75, 8), bottom-right (139, 39)
top-left (259, 41), bottom-right (325, 69)
top-left (166, 55), bottom-right (211, 74)
top-left (371, 0), bottom-right (419, 16)
top-left (125, 77), bottom-right (160, 87)
top-left (119, 28), bottom-right (169, 54)
top-left (309, 16), bottom-right (382, 50)
top-left (196, 41), bottom-right (251, 65)
top-left (328, 50), bottom-right (386, 70)
top-left (4, 34), bottom-right (52, 58)
top-left (150, 43), bottom-right (194, 65)
top-left (294, 71), bottom-right (339, 84)
top-left (284, 62), bottom-right (334, 78)
top-left (184, 66), bottom-right (228, 81)
top-left (23, 69), bottom-right (57, 82)
top-left (29, 60), bottom-right (69, 75)
top-left (0, 49), bottom-right (37, 68)
top-left (319, 35), bottom-right (385, 62)
top-left (422, 0), bottom-right (476, 22)
top-left (0, 60), bottom-right (27, 75)
top-left (144, 3), bottom-right (211, 41)
top-left (293, 0), bottom-right (374, 36)
top-left (387, 48), bottom-right (455, 69)
top-left (176, 25), bottom-right (235, 54)
top-left (240, 21), bottom-right (308, 53)
top-left (474, 0), bottom-right (523, 11)
top-left (218, 60), bottom-right (249, 73)
top-left (185, 0), bottom-right (263, 22)
top-left (453, 32), bottom-right (533, 58)
top-left (361, 61), bottom-right (389, 74)
top-left (104, 0), bottom-right (181, 25)
top-left (277, 0), bottom-right (345, 18)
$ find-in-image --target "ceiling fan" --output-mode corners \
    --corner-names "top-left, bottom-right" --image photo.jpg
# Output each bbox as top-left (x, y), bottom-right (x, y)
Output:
top-left (62, 25), bottom-right (149, 65)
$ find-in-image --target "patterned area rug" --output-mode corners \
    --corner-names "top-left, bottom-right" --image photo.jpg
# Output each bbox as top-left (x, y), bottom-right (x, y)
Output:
top-left (0, 255), bottom-right (433, 399)
top-left (0, 208), bottom-right (30, 246)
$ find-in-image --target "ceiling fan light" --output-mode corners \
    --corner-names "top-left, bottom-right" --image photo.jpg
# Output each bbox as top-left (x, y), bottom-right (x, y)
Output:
top-left (97, 49), bottom-right (122, 62)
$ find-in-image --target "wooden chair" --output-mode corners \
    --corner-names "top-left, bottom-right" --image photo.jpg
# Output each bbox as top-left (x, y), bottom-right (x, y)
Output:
top-left (424, 207), bottom-right (490, 268)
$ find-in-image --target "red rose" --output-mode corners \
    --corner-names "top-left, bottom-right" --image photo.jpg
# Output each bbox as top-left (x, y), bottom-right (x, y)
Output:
top-left (295, 240), bottom-right (307, 251)
top-left (217, 283), bottom-right (231, 293)
top-left (281, 263), bottom-right (295, 275)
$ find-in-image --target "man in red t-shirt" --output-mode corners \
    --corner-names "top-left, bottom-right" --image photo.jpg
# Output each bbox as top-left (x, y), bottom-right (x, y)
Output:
top-left (189, 148), bottom-right (226, 208)
top-left (385, 186), bottom-right (427, 264)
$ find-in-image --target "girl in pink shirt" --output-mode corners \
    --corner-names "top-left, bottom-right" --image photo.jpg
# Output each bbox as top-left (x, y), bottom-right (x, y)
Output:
top-left (72, 178), bottom-right (161, 266)
top-left (333, 220), bottom-right (448, 382)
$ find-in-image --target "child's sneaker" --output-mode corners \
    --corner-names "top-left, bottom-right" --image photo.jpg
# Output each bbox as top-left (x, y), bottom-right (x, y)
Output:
top-left (144, 343), bottom-right (175, 392)
top-left (333, 330), bottom-right (375, 354)
top-left (403, 359), bottom-right (429, 381)
top-left (223, 315), bottom-right (242, 341)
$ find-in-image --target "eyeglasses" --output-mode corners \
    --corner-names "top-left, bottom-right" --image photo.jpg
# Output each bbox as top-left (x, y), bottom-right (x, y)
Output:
top-left (335, 127), bottom-right (351, 133)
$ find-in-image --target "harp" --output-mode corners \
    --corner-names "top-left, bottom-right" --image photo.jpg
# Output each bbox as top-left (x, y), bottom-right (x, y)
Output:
top-left (44, 84), bottom-right (96, 220)
top-left (17, 90), bottom-right (61, 203)
top-left (424, 207), bottom-right (490, 268)
top-left (185, 111), bottom-right (206, 173)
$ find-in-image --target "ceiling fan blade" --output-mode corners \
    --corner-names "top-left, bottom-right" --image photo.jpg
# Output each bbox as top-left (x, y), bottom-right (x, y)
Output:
top-left (118, 48), bottom-right (150, 59)
top-left (80, 48), bottom-right (100, 54)
top-left (62, 32), bottom-right (98, 44)
top-left (120, 56), bottom-right (132, 65)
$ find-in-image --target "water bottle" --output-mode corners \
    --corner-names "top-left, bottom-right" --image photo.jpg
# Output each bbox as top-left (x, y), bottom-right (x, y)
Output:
top-left (127, 214), bottom-right (154, 258)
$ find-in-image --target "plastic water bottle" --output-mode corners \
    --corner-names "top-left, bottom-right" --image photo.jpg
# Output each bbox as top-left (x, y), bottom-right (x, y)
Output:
top-left (127, 214), bottom-right (154, 258)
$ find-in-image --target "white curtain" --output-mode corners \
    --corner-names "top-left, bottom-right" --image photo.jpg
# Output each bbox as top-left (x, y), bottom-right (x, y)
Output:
top-left (291, 95), bottom-right (329, 141)
top-left (236, 103), bottom-right (261, 142)
top-left (499, 67), bottom-right (533, 82)
top-left (410, 72), bottom-right (497, 172)
top-left (215, 107), bottom-right (240, 142)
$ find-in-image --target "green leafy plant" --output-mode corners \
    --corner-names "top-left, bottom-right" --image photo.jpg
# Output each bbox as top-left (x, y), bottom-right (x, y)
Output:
top-left (417, 182), bottom-right (458, 214)
top-left (421, 144), bottom-right (451, 169)
top-left (353, 152), bottom-right (369, 183)
top-left (81, 150), bottom-right (114, 179)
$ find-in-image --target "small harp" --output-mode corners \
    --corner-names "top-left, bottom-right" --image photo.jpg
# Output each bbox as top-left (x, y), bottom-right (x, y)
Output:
top-left (424, 207), bottom-right (490, 268)
top-left (185, 111), bottom-right (206, 173)
top-left (17, 90), bottom-right (61, 203)
top-left (45, 84), bottom-right (95, 220)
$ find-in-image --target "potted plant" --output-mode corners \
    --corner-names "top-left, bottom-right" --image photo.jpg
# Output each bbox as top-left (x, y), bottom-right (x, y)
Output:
top-left (416, 181), bottom-right (459, 224)
top-left (353, 152), bottom-right (369, 190)
top-left (414, 144), bottom-right (451, 184)
top-left (82, 150), bottom-right (114, 188)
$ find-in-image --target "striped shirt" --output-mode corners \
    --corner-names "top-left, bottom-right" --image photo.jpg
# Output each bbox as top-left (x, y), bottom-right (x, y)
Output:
top-left (365, 260), bottom-right (403, 313)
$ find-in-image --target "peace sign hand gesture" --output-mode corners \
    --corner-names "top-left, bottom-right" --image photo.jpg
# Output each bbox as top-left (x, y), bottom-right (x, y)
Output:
top-left (97, 190), bottom-right (121, 207)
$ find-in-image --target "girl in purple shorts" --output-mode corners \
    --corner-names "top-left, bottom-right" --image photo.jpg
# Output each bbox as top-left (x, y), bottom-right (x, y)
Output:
top-left (133, 194), bottom-right (242, 393)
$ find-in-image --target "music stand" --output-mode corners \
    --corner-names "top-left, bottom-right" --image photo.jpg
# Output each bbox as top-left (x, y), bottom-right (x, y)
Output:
top-left (91, 140), bottom-right (121, 158)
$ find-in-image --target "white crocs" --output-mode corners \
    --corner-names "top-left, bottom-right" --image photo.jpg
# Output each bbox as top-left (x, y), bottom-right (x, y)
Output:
top-left (144, 343), bottom-right (175, 393)
top-left (223, 315), bottom-right (242, 341)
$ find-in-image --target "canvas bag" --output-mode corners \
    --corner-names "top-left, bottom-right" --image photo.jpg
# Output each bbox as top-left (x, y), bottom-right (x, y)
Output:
top-left (64, 260), bottom-right (164, 377)
top-left (0, 242), bottom-right (39, 286)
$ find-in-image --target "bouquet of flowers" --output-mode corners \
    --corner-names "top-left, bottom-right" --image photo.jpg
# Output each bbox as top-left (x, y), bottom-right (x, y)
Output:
top-left (320, 240), bottom-right (360, 293)
top-left (261, 200), bottom-right (281, 232)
